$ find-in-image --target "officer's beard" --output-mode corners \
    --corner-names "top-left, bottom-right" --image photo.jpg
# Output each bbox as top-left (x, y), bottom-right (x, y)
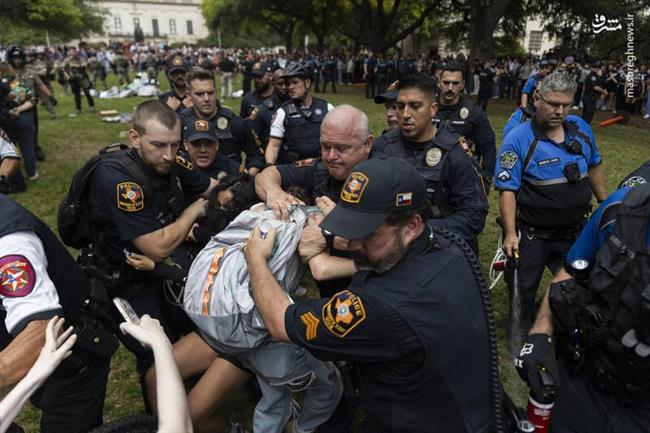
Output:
top-left (351, 233), bottom-right (408, 274)
top-left (255, 80), bottom-right (270, 93)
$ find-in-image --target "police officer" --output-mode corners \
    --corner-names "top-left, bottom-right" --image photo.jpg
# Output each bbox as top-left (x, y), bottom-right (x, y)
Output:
top-left (179, 68), bottom-right (264, 175)
top-left (159, 55), bottom-right (191, 113)
top-left (183, 117), bottom-right (240, 180)
top-left (373, 80), bottom-right (399, 133)
top-left (363, 52), bottom-right (377, 99)
top-left (88, 100), bottom-right (216, 398)
top-left (520, 59), bottom-right (552, 110)
top-left (0, 195), bottom-right (111, 433)
top-left (372, 75), bottom-right (488, 253)
top-left (248, 67), bottom-right (288, 151)
top-left (239, 62), bottom-right (274, 119)
top-left (437, 62), bottom-right (496, 192)
top-left (375, 54), bottom-right (389, 95)
top-left (322, 55), bottom-right (338, 94)
top-left (494, 72), bottom-right (607, 352)
top-left (582, 61), bottom-right (608, 125)
top-left (113, 51), bottom-right (130, 86)
top-left (244, 157), bottom-right (491, 433)
top-left (515, 183), bottom-right (650, 432)
top-left (619, 160), bottom-right (650, 189)
top-left (265, 63), bottom-right (334, 165)
top-left (503, 104), bottom-right (538, 139)
top-left (87, 50), bottom-right (108, 91)
top-left (62, 47), bottom-right (95, 115)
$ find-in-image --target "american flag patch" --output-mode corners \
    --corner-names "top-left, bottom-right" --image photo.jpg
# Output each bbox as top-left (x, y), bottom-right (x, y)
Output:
top-left (396, 192), bottom-right (412, 207)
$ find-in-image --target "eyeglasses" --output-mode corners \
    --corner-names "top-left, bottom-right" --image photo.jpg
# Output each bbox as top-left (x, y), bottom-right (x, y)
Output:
top-left (538, 94), bottom-right (572, 110)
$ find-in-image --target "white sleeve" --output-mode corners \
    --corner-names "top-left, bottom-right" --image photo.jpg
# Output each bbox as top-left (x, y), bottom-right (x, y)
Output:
top-left (327, 103), bottom-right (335, 111)
top-left (0, 130), bottom-right (19, 160)
top-left (0, 231), bottom-right (62, 335)
top-left (269, 107), bottom-right (286, 139)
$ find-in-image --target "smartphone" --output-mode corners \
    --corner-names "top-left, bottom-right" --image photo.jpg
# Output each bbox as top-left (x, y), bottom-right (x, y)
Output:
top-left (113, 297), bottom-right (140, 325)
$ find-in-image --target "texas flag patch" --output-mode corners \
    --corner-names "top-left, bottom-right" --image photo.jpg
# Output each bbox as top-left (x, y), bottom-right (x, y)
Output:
top-left (396, 192), bottom-right (413, 207)
top-left (0, 255), bottom-right (36, 298)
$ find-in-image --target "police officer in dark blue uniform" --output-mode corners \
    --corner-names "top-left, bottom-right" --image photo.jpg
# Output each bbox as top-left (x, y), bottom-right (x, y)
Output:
top-left (0, 195), bottom-right (111, 433)
top-left (248, 68), bottom-right (288, 152)
top-left (372, 75), bottom-right (488, 253)
top-left (515, 183), bottom-right (650, 433)
top-left (159, 55), bottom-right (190, 113)
top-left (266, 63), bottom-right (334, 165)
top-left (436, 62), bottom-right (496, 192)
top-left (375, 55), bottom-right (389, 95)
top-left (520, 59), bottom-right (552, 110)
top-left (239, 62), bottom-right (274, 119)
top-left (321, 55), bottom-right (338, 94)
top-left (244, 157), bottom-right (492, 433)
top-left (581, 61), bottom-right (608, 125)
top-left (183, 117), bottom-right (240, 180)
top-left (495, 72), bottom-right (607, 352)
top-left (88, 100), bottom-right (216, 400)
top-left (619, 160), bottom-right (650, 189)
top-left (179, 68), bottom-right (264, 175)
top-left (374, 81), bottom-right (399, 134)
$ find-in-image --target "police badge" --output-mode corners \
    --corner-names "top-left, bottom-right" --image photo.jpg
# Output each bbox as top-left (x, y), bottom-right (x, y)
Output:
top-left (460, 107), bottom-right (469, 119)
top-left (425, 148), bottom-right (442, 167)
top-left (216, 117), bottom-right (228, 130)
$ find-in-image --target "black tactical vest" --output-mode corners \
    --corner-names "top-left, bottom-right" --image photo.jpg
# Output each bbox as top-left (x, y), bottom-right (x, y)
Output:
top-left (438, 97), bottom-right (475, 139)
top-left (588, 184), bottom-right (650, 386)
top-left (377, 127), bottom-right (459, 218)
top-left (281, 97), bottom-right (329, 161)
top-left (0, 196), bottom-right (89, 339)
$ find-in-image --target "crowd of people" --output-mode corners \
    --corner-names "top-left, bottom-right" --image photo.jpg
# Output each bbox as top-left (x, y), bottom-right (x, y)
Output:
top-left (0, 39), bottom-right (649, 433)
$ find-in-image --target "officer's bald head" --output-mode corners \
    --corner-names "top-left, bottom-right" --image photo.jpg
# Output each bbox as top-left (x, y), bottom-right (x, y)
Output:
top-left (321, 105), bottom-right (370, 145)
top-left (133, 100), bottom-right (180, 136)
top-left (320, 105), bottom-right (372, 181)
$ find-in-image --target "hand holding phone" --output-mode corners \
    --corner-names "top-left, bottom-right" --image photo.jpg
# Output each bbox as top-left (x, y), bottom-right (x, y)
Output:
top-left (113, 297), bottom-right (140, 325)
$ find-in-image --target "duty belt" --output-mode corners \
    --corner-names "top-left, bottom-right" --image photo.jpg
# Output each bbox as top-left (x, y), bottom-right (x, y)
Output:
top-left (586, 361), bottom-right (650, 406)
top-left (518, 221), bottom-right (585, 241)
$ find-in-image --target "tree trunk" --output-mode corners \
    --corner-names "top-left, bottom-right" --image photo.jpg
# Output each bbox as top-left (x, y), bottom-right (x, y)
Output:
top-left (285, 20), bottom-right (295, 52)
top-left (468, 0), bottom-right (515, 65)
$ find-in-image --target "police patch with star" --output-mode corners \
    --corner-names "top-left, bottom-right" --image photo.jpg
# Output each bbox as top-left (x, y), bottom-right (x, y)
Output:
top-left (0, 255), bottom-right (36, 298)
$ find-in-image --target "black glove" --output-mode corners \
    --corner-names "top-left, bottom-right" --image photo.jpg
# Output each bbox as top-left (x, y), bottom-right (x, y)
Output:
top-left (514, 333), bottom-right (556, 401)
top-left (49, 95), bottom-right (58, 106)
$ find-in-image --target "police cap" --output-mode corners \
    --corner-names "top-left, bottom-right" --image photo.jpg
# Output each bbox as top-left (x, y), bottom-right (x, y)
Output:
top-left (374, 80), bottom-right (399, 104)
top-left (7, 45), bottom-right (25, 59)
top-left (183, 118), bottom-right (228, 143)
top-left (320, 157), bottom-right (428, 240)
top-left (251, 62), bottom-right (272, 77)
top-left (167, 56), bottom-right (188, 73)
top-left (281, 63), bottom-right (313, 80)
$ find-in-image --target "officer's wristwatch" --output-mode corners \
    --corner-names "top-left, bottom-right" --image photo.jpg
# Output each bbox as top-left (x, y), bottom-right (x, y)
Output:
top-left (321, 229), bottom-right (335, 251)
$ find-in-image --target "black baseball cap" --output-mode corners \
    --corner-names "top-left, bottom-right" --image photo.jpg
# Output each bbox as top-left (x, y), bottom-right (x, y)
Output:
top-left (184, 118), bottom-right (227, 143)
top-left (167, 56), bottom-right (188, 73)
top-left (374, 80), bottom-right (399, 104)
top-left (320, 157), bottom-right (428, 240)
top-left (251, 62), bottom-right (272, 77)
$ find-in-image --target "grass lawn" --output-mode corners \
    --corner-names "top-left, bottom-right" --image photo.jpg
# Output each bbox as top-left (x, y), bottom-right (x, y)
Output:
top-left (6, 72), bottom-right (649, 432)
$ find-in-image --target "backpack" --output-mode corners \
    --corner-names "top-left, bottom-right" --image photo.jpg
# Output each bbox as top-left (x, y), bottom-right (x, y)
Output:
top-left (57, 143), bottom-right (148, 248)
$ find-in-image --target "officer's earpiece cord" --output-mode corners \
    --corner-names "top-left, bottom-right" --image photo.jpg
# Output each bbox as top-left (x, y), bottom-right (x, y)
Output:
top-left (428, 225), bottom-right (506, 433)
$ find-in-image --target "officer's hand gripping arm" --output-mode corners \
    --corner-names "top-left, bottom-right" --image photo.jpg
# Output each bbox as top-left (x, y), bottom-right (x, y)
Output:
top-left (131, 197), bottom-right (207, 262)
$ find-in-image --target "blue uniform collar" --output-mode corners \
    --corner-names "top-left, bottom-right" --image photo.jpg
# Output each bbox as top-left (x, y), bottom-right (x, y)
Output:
top-left (530, 117), bottom-right (578, 145)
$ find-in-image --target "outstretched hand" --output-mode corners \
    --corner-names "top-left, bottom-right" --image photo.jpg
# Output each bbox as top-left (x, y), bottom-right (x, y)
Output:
top-left (31, 316), bottom-right (77, 380)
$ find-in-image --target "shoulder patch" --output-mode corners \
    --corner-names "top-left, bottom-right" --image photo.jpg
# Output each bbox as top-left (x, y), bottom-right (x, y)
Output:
top-left (294, 158), bottom-right (316, 168)
top-left (300, 311), bottom-right (320, 341)
top-left (341, 172), bottom-right (369, 204)
top-left (175, 154), bottom-right (194, 170)
top-left (117, 182), bottom-right (144, 212)
top-left (497, 170), bottom-right (511, 182)
top-left (499, 151), bottom-right (519, 169)
top-left (0, 255), bottom-right (36, 298)
top-left (621, 176), bottom-right (647, 188)
top-left (322, 290), bottom-right (366, 338)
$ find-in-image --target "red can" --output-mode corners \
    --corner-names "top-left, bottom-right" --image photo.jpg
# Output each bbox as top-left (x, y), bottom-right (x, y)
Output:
top-left (527, 395), bottom-right (554, 433)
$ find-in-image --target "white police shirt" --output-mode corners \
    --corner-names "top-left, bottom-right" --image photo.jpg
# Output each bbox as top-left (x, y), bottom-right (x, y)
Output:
top-left (269, 102), bottom-right (335, 139)
top-left (0, 128), bottom-right (19, 161)
top-left (0, 231), bottom-right (62, 334)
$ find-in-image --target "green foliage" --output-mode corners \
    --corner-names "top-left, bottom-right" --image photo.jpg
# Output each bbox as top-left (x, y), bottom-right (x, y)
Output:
top-left (494, 35), bottom-right (527, 59)
top-left (2, 0), bottom-right (104, 40)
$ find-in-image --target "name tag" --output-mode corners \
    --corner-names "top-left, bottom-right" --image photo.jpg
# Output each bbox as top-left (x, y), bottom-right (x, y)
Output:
top-left (538, 157), bottom-right (561, 167)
